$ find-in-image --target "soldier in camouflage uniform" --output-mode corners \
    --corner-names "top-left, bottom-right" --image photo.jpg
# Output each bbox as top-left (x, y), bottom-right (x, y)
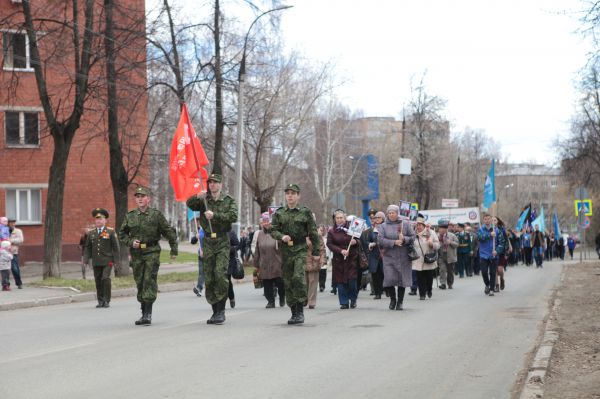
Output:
top-left (119, 186), bottom-right (178, 326)
top-left (270, 184), bottom-right (321, 325)
top-left (186, 173), bottom-right (237, 325)
top-left (83, 208), bottom-right (120, 308)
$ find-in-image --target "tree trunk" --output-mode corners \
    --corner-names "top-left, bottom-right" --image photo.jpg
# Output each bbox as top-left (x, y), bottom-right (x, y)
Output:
top-left (212, 0), bottom-right (224, 174)
top-left (43, 134), bottom-right (72, 278)
top-left (104, 0), bottom-right (131, 276)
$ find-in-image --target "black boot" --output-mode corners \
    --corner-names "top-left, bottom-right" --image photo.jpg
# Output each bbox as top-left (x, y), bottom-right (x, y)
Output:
top-left (388, 288), bottom-right (397, 310)
top-left (295, 303), bottom-right (304, 324)
top-left (279, 294), bottom-right (285, 307)
top-left (213, 299), bottom-right (226, 324)
top-left (396, 287), bottom-right (405, 310)
top-left (207, 303), bottom-right (217, 324)
top-left (287, 304), bottom-right (298, 325)
top-left (135, 303), bottom-right (146, 325)
top-left (142, 303), bottom-right (153, 325)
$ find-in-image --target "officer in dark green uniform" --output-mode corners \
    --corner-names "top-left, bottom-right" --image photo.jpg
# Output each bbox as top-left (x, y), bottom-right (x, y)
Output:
top-left (270, 184), bottom-right (321, 325)
top-left (83, 208), bottom-right (120, 308)
top-left (186, 173), bottom-right (237, 325)
top-left (119, 186), bottom-right (178, 326)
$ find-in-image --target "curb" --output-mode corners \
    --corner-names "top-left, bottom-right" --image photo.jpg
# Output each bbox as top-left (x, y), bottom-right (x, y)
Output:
top-left (0, 277), bottom-right (252, 312)
top-left (518, 294), bottom-right (561, 398)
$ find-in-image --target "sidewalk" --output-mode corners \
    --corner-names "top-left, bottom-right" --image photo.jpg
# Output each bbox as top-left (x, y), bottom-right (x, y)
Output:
top-left (1, 241), bottom-right (252, 311)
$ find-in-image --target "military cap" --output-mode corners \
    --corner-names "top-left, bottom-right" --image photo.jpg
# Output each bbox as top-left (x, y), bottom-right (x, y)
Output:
top-left (368, 208), bottom-right (377, 216)
top-left (92, 208), bottom-right (109, 218)
top-left (457, 222), bottom-right (465, 228)
top-left (7, 218), bottom-right (16, 223)
top-left (438, 219), bottom-right (449, 228)
top-left (284, 183), bottom-right (300, 193)
top-left (207, 173), bottom-right (222, 183)
top-left (134, 186), bottom-right (151, 196)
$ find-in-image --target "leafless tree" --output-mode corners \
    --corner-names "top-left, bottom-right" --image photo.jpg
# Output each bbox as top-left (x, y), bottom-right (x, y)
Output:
top-left (232, 52), bottom-right (331, 213)
top-left (403, 75), bottom-right (450, 210)
top-left (16, 0), bottom-right (99, 277)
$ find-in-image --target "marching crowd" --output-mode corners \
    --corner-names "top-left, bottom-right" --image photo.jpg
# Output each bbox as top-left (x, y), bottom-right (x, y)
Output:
top-left (0, 173), bottom-right (587, 329)
top-left (195, 203), bottom-right (576, 319)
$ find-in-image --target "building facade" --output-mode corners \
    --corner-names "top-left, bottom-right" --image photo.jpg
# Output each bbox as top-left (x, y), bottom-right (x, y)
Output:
top-left (0, 0), bottom-right (148, 263)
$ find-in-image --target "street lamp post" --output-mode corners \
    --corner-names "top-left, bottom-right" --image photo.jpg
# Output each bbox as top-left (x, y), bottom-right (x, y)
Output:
top-left (233, 5), bottom-right (293, 236)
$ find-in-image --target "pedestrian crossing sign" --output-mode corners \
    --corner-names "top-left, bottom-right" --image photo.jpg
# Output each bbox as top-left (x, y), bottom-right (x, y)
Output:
top-left (574, 199), bottom-right (593, 216)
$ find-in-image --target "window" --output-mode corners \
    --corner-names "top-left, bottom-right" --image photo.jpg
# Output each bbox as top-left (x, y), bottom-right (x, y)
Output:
top-left (5, 188), bottom-right (42, 224)
top-left (2, 31), bottom-right (31, 70)
top-left (4, 111), bottom-right (39, 146)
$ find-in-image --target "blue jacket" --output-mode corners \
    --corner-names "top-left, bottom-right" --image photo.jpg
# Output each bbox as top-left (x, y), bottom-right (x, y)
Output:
top-left (477, 225), bottom-right (504, 260)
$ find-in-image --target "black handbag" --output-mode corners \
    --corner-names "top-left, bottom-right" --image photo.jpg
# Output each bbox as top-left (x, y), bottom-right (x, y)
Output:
top-left (407, 242), bottom-right (420, 261)
top-left (417, 235), bottom-right (438, 264)
top-left (231, 256), bottom-right (245, 279)
top-left (358, 244), bottom-right (369, 269)
top-left (401, 222), bottom-right (420, 261)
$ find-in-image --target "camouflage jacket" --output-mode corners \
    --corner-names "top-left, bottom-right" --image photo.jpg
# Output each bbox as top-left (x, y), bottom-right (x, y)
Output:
top-left (270, 205), bottom-right (320, 256)
top-left (186, 193), bottom-right (238, 235)
top-left (118, 207), bottom-right (178, 256)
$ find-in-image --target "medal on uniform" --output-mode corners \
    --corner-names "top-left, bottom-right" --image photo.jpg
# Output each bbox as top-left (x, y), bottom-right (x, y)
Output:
top-left (140, 243), bottom-right (146, 249)
top-left (287, 240), bottom-right (293, 246)
top-left (211, 233), bottom-right (217, 239)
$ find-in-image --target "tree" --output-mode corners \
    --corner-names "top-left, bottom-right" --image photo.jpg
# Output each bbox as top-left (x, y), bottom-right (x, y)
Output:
top-left (403, 75), bottom-right (449, 210)
top-left (20, 0), bottom-right (98, 277)
top-left (308, 99), bottom-right (361, 222)
top-left (233, 53), bottom-right (330, 213)
top-left (103, 0), bottom-right (149, 276)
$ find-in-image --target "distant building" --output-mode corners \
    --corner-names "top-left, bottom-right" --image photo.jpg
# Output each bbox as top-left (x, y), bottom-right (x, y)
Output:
top-left (496, 163), bottom-right (563, 226)
top-left (0, 0), bottom-right (148, 263)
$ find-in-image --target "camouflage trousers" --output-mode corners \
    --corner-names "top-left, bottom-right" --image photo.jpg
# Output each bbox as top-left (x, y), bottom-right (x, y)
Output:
top-left (281, 248), bottom-right (308, 307)
top-left (131, 252), bottom-right (160, 304)
top-left (204, 236), bottom-right (230, 305)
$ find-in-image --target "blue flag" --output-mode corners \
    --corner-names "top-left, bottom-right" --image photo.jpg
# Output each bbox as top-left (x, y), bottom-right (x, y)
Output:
top-left (187, 208), bottom-right (200, 221)
top-left (531, 206), bottom-right (545, 232)
top-left (552, 211), bottom-right (561, 236)
top-left (516, 206), bottom-right (530, 231)
top-left (482, 159), bottom-right (496, 210)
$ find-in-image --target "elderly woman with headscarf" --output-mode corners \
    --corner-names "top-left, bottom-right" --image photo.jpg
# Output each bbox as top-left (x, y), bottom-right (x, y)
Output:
top-left (376, 204), bottom-right (416, 310)
top-left (412, 215), bottom-right (440, 300)
top-left (253, 212), bottom-right (285, 308)
top-left (327, 209), bottom-right (360, 309)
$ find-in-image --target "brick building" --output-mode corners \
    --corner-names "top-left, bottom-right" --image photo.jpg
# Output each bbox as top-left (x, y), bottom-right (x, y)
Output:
top-left (0, 0), bottom-right (148, 263)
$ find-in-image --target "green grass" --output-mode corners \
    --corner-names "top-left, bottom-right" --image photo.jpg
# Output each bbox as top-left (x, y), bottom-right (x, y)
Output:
top-left (30, 271), bottom-right (200, 292)
top-left (159, 251), bottom-right (198, 264)
top-left (29, 267), bottom-right (256, 292)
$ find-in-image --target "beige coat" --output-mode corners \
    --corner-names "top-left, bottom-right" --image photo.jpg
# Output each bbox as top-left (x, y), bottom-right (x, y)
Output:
top-left (253, 229), bottom-right (282, 279)
top-left (305, 238), bottom-right (325, 273)
top-left (412, 229), bottom-right (440, 271)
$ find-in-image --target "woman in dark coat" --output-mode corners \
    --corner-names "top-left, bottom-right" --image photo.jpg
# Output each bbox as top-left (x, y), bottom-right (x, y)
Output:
top-left (327, 209), bottom-right (359, 309)
top-left (376, 204), bottom-right (415, 310)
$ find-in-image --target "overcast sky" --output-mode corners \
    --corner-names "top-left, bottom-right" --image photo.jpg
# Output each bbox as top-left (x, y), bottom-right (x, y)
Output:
top-left (279, 0), bottom-right (591, 166)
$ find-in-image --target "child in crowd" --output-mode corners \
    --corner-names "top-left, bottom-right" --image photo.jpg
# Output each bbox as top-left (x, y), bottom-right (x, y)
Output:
top-left (0, 217), bottom-right (10, 241)
top-left (0, 240), bottom-right (13, 291)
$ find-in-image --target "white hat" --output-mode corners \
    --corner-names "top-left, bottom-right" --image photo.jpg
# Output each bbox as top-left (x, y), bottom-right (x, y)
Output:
top-left (0, 241), bottom-right (10, 249)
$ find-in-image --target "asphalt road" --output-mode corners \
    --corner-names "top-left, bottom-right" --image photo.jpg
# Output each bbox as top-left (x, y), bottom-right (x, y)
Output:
top-left (0, 261), bottom-right (564, 399)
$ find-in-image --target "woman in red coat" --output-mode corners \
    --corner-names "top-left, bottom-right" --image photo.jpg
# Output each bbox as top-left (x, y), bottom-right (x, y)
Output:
top-left (326, 209), bottom-right (359, 309)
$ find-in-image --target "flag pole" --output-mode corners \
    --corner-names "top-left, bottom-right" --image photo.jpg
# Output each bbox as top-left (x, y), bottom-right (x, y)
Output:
top-left (184, 104), bottom-right (214, 235)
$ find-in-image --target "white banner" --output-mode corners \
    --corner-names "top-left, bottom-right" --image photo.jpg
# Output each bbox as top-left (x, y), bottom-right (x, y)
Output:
top-left (420, 207), bottom-right (481, 225)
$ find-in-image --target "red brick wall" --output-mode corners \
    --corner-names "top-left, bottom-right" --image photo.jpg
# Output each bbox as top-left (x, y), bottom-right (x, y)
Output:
top-left (0, 0), bottom-right (148, 263)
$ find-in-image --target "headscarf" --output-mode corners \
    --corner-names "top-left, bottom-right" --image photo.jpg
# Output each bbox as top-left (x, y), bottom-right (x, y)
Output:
top-left (386, 204), bottom-right (399, 214)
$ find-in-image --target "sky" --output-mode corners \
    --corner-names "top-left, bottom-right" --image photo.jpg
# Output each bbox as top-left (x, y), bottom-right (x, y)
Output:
top-left (278, 0), bottom-right (592, 166)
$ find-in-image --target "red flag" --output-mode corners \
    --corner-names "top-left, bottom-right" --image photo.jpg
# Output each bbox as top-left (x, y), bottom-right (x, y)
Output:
top-left (169, 104), bottom-right (209, 202)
